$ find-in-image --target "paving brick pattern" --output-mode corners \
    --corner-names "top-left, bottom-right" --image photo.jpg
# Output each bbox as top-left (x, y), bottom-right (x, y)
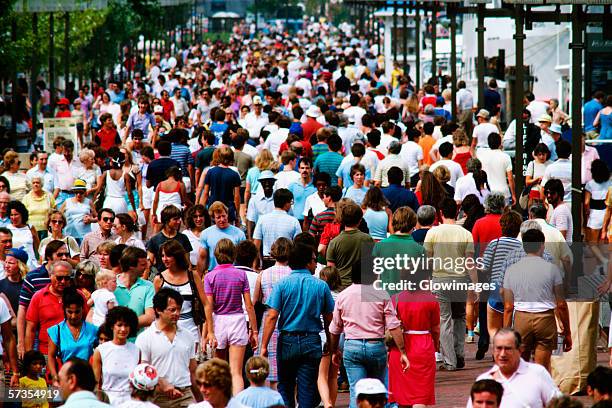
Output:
top-left (332, 340), bottom-right (609, 407)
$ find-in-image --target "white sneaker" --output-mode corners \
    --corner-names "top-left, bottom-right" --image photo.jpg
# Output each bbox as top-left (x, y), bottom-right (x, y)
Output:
top-left (435, 352), bottom-right (443, 362)
top-left (466, 335), bottom-right (475, 343)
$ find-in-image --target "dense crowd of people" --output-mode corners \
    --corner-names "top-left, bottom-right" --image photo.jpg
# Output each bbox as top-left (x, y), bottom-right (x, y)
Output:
top-left (0, 17), bottom-right (611, 408)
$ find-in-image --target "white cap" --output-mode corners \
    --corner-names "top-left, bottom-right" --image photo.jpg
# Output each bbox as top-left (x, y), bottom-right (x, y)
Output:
top-left (354, 378), bottom-right (387, 397)
top-left (252, 95), bottom-right (263, 105)
top-left (306, 105), bottom-right (322, 118)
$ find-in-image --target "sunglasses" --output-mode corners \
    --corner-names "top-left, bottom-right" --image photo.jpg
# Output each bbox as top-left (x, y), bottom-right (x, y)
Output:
top-left (56, 252), bottom-right (70, 257)
top-left (50, 220), bottom-right (64, 224)
top-left (102, 217), bottom-right (115, 222)
top-left (55, 275), bottom-right (72, 282)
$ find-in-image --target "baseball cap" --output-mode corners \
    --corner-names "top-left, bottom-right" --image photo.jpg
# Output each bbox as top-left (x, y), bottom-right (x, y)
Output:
top-left (258, 170), bottom-right (276, 181)
top-left (252, 96), bottom-right (263, 105)
top-left (129, 364), bottom-right (159, 391)
top-left (7, 247), bottom-right (28, 265)
top-left (476, 109), bottom-right (490, 119)
top-left (58, 98), bottom-right (70, 106)
top-left (354, 378), bottom-right (387, 397)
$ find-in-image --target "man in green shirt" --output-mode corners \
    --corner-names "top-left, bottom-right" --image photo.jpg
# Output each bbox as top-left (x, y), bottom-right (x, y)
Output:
top-left (372, 207), bottom-right (425, 295)
top-left (115, 247), bottom-right (155, 331)
top-left (326, 201), bottom-right (374, 290)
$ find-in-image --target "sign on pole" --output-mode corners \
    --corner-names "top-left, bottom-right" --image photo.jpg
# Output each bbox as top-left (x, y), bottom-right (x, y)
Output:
top-left (43, 118), bottom-right (80, 155)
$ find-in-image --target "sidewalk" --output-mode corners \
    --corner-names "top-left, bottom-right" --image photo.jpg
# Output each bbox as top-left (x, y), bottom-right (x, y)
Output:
top-left (334, 340), bottom-right (609, 407)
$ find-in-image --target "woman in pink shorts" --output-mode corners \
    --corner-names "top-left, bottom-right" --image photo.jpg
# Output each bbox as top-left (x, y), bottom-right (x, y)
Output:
top-left (204, 238), bottom-right (258, 395)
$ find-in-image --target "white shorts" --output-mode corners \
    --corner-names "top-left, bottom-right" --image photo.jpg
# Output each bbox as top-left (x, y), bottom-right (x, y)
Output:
top-left (213, 313), bottom-right (248, 349)
top-left (182, 176), bottom-right (192, 194)
top-left (588, 209), bottom-right (605, 230)
top-left (142, 185), bottom-right (154, 210)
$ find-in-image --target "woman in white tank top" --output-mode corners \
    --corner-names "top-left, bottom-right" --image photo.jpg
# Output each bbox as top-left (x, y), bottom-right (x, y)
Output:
top-left (95, 151), bottom-right (136, 215)
top-left (92, 306), bottom-right (140, 406)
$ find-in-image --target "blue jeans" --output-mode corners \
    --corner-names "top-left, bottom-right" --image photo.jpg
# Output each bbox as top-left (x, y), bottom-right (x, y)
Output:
top-left (278, 333), bottom-right (322, 408)
top-left (343, 339), bottom-right (388, 408)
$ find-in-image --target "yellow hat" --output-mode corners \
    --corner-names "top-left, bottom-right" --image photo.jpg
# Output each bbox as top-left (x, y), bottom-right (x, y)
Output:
top-left (72, 179), bottom-right (87, 191)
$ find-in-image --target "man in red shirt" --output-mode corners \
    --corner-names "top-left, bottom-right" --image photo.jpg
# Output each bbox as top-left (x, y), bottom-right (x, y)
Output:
top-left (95, 112), bottom-right (121, 150)
top-left (24, 261), bottom-right (87, 356)
top-left (302, 105), bottom-right (324, 144)
top-left (55, 98), bottom-right (72, 118)
top-left (160, 90), bottom-right (175, 123)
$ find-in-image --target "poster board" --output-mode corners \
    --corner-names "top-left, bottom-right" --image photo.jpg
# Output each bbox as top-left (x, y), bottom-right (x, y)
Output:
top-left (42, 118), bottom-right (80, 155)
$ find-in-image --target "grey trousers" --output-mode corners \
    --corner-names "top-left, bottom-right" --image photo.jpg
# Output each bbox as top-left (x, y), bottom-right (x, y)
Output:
top-left (432, 276), bottom-right (468, 369)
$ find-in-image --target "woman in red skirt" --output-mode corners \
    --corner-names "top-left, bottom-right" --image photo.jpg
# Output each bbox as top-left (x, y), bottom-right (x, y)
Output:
top-left (388, 271), bottom-right (440, 408)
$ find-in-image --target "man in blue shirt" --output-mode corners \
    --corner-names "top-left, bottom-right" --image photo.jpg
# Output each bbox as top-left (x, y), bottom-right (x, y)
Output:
top-left (198, 201), bottom-right (245, 272)
top-left (382, 167), bottom-right (420, 213)
top-left (261, 243), bottom-right (335, 408)
top-left (288, 158), bottom-right (316, 223)
top-left (584, 91), bottom-right (605, 138)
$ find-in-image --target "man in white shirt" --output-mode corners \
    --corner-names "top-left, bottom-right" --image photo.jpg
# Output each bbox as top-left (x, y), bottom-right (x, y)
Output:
top-left (26, 151), bottom-right (55, 193)
top-left (525, 91), bottom-right (550, 125)
top-left (543, 179), bottom-right (573, 243)
top-left (275, 151), bottom-right (301, 189)
top-left (343, 94), bottom-right (366, 128)
top-left (374, 141), bottom-right (410, 188)
top-left (244, 96), bottom-right (269, 142)
top-left (454, 158), bottom-right (486, 205)
top-left (467, 328), bottom-right (562, 408)
top-left (456, 80), bottom-right (474, 136)
top-left (170, 88), bottom-right (189, 118)
top-left (503, 229), bottom-right (572, 371)
top-left (263, 116), bottom-right (290, 160)
top-left (541, 140), bottom-right (572, 203)
top-left (136, 288), bottom-right (202, 407)
top-left (471, 109), bottom-right (499, 152)
top-left (399, 128), bottom-right (423, 186)
top-left (378, 122), bottom-right (397, 156)
top-left (477, 133), bottom-right (516, 206)
top-left (429, 142), bottom-right (464, 188)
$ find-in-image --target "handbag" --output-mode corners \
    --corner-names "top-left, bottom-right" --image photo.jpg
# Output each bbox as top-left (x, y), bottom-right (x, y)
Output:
top-left (187, 268), bottom-right (206, 327)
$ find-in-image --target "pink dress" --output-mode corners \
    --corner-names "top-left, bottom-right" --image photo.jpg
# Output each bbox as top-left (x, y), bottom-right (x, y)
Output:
top-left (388, 290), bottom-right (439, 406)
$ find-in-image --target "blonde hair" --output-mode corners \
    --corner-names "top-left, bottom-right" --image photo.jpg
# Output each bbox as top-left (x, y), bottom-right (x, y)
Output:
top-left (3, 151), bottom-right (19, 172)
top-left (208, 201), bottom-right (228, 217)
top-left (96, 240), bottom-right (116, 255)
top-left (433, 165), bottom-right (451, 184)
top-left (452, 129), bottom-right (469, 147)
top-left (196, 359), bottom-right (232, 400)
top-left (254, 149), bottom-right (274, 171)
top-left (245, 356), bottom-right (270, 385)
top-left (95, 268), bottom-right (115, 288)
top-left (78, 149), bottom-right (95, 163)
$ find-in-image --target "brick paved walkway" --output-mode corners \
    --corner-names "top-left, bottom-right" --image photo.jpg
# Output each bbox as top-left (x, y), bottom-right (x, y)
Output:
top-left (333, 340), bottom-right (609, 407)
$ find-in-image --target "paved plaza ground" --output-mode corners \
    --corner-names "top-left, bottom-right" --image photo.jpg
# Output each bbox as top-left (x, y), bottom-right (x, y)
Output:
top-left (334, 339), bottom-right (609, 407)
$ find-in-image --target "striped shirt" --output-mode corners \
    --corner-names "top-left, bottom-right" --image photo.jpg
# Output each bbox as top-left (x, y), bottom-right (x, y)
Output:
top-left (312, 143), bottom-right (329, 162)
top-left (253, 209), bottom-right (302, 256)
top-left (204, 264), bottom-right (250, 315)
top-left (170, 143), bottom-right (194, 177)
top-left (19, 264), bottom-right (50, 308)
top-left (309, 208), bottom-right (336, 239)
top-left (314, 152), bottom-right (344, 186)
top-left (482, 237), bottom-right (523, 288)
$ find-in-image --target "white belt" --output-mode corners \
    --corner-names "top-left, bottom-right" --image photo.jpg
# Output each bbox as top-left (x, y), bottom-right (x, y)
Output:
top-left (404, 330), bottom-right (430, 335)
